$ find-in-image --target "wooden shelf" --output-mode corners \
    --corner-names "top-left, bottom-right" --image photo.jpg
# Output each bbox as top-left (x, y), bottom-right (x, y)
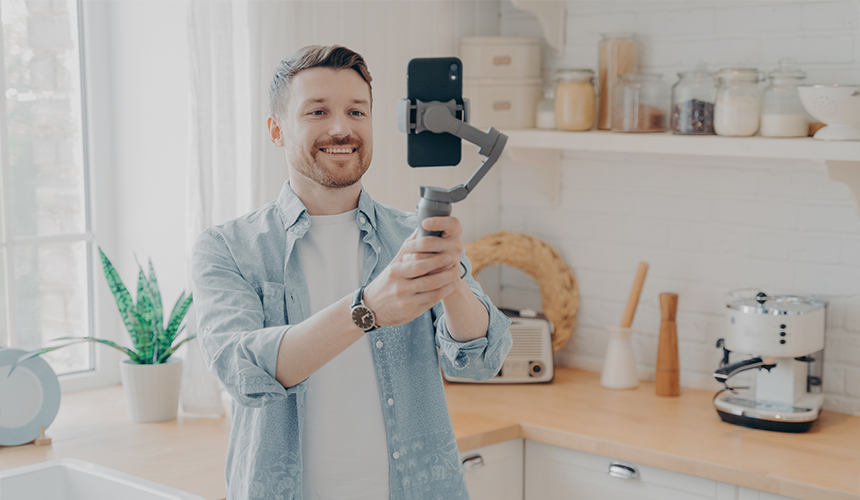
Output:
top-left (500, 129), bottom-right (860, 215)
top-left (503, 129), bottom-right (859, 161)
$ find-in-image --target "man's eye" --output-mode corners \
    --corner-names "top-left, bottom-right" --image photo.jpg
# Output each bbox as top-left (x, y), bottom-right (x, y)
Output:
top-left (310, 110), bottom-right (325, 116)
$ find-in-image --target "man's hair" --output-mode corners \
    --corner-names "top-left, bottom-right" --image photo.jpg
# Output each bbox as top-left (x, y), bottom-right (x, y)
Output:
top-left (269, 45), bottom-right (373, 117)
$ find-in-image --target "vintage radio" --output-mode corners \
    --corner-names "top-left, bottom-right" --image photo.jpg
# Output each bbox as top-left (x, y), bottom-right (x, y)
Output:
top-left (443, 309), bottom-right (554, 384)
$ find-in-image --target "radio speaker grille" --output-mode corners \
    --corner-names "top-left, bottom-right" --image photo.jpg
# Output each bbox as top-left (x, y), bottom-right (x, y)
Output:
top-left (508, 327), bottom-right (545, 357)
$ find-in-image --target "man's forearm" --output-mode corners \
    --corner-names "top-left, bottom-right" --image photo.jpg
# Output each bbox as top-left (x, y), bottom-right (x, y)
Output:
top-left (275, 294), bottom-right (366, 388)
top-left (440, 279), bottom-right (490, 342)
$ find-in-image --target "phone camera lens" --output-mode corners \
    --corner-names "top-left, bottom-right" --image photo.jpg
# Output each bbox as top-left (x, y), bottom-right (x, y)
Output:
top-left (450, 63), bottom-right (458, 71)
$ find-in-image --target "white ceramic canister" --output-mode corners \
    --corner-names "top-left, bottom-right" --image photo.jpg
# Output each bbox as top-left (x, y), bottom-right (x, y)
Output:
top-left (601, 327), bottom-right (639, 390)
top-left (463, 77), bottom-right (543, 129)
top-left (460, 36), bottom-right (542, 79)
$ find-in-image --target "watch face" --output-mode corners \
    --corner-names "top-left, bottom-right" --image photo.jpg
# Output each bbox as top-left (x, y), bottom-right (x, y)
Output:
top-left (351, 306), bottom-right (375, 330)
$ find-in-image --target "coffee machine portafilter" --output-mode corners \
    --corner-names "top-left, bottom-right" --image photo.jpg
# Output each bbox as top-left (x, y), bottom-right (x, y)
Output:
top-left (714, 291), bottom-right (827, 433)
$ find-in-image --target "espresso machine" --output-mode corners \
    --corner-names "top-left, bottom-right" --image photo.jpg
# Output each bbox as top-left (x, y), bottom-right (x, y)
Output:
top-left (713, 291), bottom-right (827, 433)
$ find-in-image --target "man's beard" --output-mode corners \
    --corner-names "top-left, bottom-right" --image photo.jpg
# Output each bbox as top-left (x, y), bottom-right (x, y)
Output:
top-left (289, 136), bottom-right (372, 189)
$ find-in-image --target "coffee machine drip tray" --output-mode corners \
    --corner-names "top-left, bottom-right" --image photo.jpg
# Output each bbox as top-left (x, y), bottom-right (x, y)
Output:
top-left (714, 394), bottom-right (822, 433)
top-left (720, 396), bottom-right (811, 414)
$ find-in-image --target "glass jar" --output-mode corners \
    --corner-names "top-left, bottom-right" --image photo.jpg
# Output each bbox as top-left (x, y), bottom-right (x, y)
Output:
top-left (554, 69), bottom-right (594, 131)
top-left (597, 33), bottom-right (638, 130)
top-left (760, 59), bottom-right (809, 137)
top-left (714, 67), bottom-right (764, 137)
top-left (671, 69), bottom-right (716, 135)
top-left (536, 86), bottom-right (556, 129)
top-left (611, 74), bottom-right (669, 133)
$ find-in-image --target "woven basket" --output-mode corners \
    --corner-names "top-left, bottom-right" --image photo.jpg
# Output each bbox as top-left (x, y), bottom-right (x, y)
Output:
top-left (465, 231), bottom-right (579, 352)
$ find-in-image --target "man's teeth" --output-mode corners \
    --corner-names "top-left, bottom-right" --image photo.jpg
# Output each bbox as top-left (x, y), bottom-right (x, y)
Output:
top-left (322, 147), bottom-right (354, 154)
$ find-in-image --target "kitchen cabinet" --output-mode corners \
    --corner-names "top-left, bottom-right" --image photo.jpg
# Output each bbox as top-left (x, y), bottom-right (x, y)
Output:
top-left (736, 488), bottom-right (800, 500)
top-left (446, 369), bottom-right (857, 500)
top-left (524, 440), bottom-right (799, 500)
top-left (460, 438), bottom-right (524, 500)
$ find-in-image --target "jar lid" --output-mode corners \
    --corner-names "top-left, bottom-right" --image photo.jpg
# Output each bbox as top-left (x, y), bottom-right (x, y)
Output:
top-left (716, 67), bottom-right (760, 80)
top-left (460, 36), bottom-right (541, 46)
top-left (768, 58), bottom-right (806, 79)
top-left (600, 32), bottom-right (636, 40)
top-left (677, 69), bottom-right (715, 79)
top-left (619, 73), bottom-right (663, 81)
top-left (726, 290), bottom-right (828, 316)
top-left (556, 68), bottom-right (594, 81)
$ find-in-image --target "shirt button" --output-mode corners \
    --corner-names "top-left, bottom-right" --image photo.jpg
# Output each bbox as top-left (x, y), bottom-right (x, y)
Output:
top-left (392, 452), bottom-right (400, 459)
top-left (360, 216), bottom-right (366, 224)
top-left (376, 341), bottom-right (383, 348)
top-left (387, 398), bottom-right (394, 406)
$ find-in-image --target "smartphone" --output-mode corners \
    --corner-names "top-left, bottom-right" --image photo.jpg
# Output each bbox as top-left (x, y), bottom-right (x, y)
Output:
top-left (406, 57), bottom-right (463, 167)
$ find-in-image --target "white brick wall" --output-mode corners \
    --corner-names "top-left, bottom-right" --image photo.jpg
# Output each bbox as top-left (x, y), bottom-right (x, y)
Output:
top-left (486, 0), bottom-right (860, 416)
top-left (486, 150), bottom-right (860, 416)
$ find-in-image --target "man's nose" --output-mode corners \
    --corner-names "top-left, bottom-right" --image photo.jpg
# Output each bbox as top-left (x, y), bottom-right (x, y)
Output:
top-left (328, 113), bottom-right (353, 138)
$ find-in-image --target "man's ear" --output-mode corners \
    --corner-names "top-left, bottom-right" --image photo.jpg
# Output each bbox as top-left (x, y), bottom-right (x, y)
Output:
top-left (267, 115), bottom-right (284, 147)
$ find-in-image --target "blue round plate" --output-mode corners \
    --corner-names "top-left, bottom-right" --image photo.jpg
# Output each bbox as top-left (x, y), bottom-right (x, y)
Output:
top-left (0, 348), bottom-right (61, 446)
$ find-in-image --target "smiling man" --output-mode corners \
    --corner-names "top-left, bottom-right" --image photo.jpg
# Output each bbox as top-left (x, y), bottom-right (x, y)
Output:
top-left (191, 45), bottom-right (512, 500)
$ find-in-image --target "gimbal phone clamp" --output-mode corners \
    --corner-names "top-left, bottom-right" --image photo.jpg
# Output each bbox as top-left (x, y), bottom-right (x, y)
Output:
top-left (397, 97), bottom-right (508, 236)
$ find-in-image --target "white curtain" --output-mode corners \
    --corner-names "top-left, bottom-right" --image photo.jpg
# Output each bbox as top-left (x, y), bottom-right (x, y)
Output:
top-left (182, 0), bottom-right (289, 416)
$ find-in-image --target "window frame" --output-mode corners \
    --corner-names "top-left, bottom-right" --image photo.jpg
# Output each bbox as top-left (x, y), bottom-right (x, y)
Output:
top-left (0, 0), bottom-right (121, 392)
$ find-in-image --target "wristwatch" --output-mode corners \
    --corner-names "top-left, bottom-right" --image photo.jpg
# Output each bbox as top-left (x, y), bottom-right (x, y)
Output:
top-left (350, 286), bottom-right (378, 332)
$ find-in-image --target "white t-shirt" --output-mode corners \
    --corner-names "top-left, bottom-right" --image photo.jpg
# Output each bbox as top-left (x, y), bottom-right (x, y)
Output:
top-left (296, 209), bottom-right (390, 500)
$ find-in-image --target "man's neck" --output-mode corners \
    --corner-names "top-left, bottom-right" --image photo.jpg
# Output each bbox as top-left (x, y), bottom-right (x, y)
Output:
top-left (288, 173), bottom-right (362, 216)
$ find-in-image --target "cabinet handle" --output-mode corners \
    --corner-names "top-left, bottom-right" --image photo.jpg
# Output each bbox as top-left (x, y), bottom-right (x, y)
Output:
top-left (462, 455), bottom-right (484, 471)
top-left (608, 461), bottom-right (640, 480)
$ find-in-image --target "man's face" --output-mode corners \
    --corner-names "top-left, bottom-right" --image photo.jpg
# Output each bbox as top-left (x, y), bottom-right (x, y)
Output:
top-left (276, 67), bottom-right (373, 189)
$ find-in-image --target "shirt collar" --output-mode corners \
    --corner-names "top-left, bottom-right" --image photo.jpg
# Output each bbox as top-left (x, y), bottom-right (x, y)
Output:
top-left (276, 181), bottom-right (378, 232)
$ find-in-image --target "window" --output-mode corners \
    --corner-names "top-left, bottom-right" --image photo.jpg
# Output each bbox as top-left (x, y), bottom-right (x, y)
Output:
top-left (1, 0), bottom-right (95, 379)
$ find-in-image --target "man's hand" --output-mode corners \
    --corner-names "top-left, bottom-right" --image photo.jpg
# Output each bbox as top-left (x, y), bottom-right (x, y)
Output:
top-left (401, 217), bottom-right (466, 275)
top-left (362, 223), bottom-right (462, 326)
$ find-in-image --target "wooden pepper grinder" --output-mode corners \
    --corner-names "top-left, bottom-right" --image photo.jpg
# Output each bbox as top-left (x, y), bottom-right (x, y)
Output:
top-left (656, 293), bottom-right (680, 397)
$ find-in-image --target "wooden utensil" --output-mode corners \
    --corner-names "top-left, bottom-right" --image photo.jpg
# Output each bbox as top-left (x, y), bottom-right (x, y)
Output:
top-left (656, 293), bottom-right (680, 397)
top-left (620, 262), bottom-right (649, 328)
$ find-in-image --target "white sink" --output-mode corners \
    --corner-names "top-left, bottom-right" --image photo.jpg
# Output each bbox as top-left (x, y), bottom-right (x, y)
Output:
top-left (0, 459), bottom-right (206, 500)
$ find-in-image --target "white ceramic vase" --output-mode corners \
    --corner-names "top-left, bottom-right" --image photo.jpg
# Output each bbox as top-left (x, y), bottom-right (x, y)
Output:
top-left (600, 327), bottom-right (639, 390)
top-left (119, 357), bottom-right (183, 422)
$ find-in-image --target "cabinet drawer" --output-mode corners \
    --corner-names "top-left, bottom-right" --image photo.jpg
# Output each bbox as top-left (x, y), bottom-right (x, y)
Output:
top-left (460, 439), bottom-right (524, 500)
top-left (525, 440), bottom-right (735, 500)
top-left (738, 487), bottom-right (799, 500)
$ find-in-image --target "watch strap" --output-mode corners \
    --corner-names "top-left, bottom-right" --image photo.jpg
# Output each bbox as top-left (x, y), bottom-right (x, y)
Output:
top-left (352, 286), bottom-right (366, 308)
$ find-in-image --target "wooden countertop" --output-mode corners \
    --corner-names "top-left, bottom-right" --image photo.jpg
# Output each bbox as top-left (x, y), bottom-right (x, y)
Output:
top-left (1, 368), bottom-right (857, 500)
top-left (445, 368), bottom-right (860, 500)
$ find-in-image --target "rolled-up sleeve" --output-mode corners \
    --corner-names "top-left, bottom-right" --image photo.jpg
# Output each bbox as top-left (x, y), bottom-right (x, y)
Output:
top-left (434, 252), bottom-right (512, 382)
top-left (191, 230), bottom-right (304, 408)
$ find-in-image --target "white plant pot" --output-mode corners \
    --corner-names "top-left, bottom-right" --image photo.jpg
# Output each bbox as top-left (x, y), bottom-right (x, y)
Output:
top-left (119, 357), bottom-right (182, 423)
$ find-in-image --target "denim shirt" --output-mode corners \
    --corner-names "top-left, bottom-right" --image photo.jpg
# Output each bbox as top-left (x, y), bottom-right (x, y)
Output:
top-left (191, 182), bottom-right (512, 500)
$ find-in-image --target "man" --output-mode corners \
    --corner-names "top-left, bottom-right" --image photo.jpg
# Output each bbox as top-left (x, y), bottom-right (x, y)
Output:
top-left (192, 45), bottom-right (512, 500)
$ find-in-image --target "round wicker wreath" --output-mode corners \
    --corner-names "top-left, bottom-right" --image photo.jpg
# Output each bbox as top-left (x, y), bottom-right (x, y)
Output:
top-left (465, 231), bottom-right (579, 352)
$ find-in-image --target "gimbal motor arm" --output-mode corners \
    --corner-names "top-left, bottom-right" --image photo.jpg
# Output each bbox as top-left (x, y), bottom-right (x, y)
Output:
top-left (397, 98), bottom-right (508, 236)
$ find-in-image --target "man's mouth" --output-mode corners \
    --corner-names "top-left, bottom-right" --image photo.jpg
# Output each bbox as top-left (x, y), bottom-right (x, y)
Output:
top-left (320, 146), bottom-right (357, 155)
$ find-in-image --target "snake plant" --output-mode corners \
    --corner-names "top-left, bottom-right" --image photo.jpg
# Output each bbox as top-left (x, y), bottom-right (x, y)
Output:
top-left (10, 247), bottom-right (194, 372)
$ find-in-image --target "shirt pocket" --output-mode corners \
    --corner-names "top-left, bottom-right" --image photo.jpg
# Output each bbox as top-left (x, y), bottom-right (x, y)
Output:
top-left (256, 281), bottom-right (287, 327)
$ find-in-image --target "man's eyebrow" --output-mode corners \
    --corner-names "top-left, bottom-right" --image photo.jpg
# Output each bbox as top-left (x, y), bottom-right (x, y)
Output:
top-left (301, 98), bottom-right (369, 106)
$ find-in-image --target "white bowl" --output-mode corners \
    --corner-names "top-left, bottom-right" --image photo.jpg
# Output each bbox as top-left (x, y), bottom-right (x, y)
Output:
top-left (797, 84), bottom-right (860, 141)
